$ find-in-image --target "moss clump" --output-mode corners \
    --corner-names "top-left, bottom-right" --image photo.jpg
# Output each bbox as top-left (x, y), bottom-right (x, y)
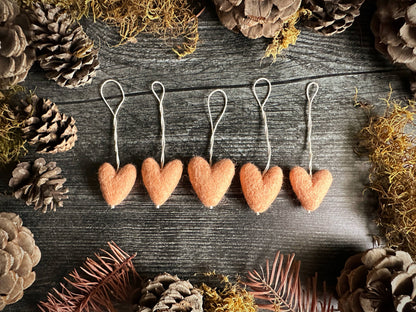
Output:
top-left (0, 91), bottom-right (27, 165)
top-left (265, 8), bottom-right (311, 60)
top-left (199, 274), bottom-right (257, 312)
top-left (26, 0), bottom-right (201, 58)
top-left (359, 90), bottom-right (416, 258)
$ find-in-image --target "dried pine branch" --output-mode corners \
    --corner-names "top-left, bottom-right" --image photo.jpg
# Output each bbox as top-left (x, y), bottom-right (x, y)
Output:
top-left (39, 242), bottom-right (140, 312)
top-left (245, 252), bottom-right (334, 312)
top-left (245, 252), bottom-right (301, 311)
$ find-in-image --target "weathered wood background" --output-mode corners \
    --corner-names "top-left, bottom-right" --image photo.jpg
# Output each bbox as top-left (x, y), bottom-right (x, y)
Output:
top-left (1, 1), bottom-right (413, 311)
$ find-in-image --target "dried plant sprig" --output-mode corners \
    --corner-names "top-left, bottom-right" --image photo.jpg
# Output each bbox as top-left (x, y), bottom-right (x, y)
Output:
top-left (265, 8), bottom-right (311, 61)
top-left (359, 90), bottom-right (416, 258)
top-left (199, 272), bottom-right (257, 312)
top-left (245, 252), bottom-right (334, 312)
top-left (39, 242), bottom-right (140, 312)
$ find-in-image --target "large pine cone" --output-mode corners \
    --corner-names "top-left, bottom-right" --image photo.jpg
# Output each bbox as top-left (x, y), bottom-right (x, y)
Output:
top-left (371, 0), bottom-right (416, 96)
top-left (303, 0), bottom-right (365, 36)
top-left (0, 0), bottom-right (35, 89)
top-left (9, 158), bottom-right (69, 213)
top-left (137, 273), bottom-right (203, 312)
top-left (21, 94), bottom-right (77, 154)
top-left (28, 2), bottom-right (99, 88)
top-left (0, 212), bottom-right (41, 311)
top-left (336, 248), bottom-right (416, 312)
top-left (212, 0), bottom-right (302, 39)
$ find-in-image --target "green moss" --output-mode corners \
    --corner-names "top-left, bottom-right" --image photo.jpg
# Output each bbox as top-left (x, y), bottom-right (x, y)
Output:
top-left (0, 91), bottom-right (27, 165)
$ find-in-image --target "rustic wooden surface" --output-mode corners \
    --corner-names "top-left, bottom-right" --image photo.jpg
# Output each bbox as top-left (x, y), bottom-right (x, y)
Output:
top-left (1, 1), bottom-right (414, 311)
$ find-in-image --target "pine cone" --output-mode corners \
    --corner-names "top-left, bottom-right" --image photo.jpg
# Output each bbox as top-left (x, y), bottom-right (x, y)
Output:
top-left (0, 0), bottom-right (35, 89)
top-left (21, 94), bottom-right (77, 154)
top-left (28, 2), bottom-right (99, 88)
top-left (137, 273), bottom-right (203, 312)
top-left (390, 263), bottom-right (416, 311)
top-left (0, 212), bottom-right (41, 311)
top-left (371, 0), bottom-right (416, 97)
top-left (303, 0), bottom-right (365, 36)
top-left (212, 0), bottom-right (302, 39)
top-left (336, 248), bottom-right (415, 312)
top-left (9, 158), bottom-right (69, 213)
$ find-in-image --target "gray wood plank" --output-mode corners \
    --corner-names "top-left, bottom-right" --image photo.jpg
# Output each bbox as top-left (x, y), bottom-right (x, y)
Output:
top-left (1, 2), bottom-right (412, 311)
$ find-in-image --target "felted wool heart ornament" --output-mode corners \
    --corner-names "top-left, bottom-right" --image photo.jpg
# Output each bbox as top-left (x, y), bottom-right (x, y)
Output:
top-left (240, 163), bottom-right (283, 214)
top-left (189, 89), bottom-right (233, 208)
top-left (188, 156), bottom-right (235, 208)
top-left (141, 81), bottom-right (184, 207)
top-left (241, 78), bottom-right (283, 214)
top-left (98, 162), bottom-right (137, 208)
top-left (142, 157), bottom-right (183, 207)
top-left (289, 166), bottom-right (332, 212)
top-left (288, 82), bottom-right (333, 212)
top-left (98, 80), bottom-right (137, 208)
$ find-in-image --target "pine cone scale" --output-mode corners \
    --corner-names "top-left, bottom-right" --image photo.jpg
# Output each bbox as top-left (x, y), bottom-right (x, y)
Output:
top-left (0, 250), bottom-right (12, 276)
top-left (0, 218), bottom-right (17, 240)
top-left (0, 26), bottom-right (24, 57)
top-left (5, 243), bottom-right (25, 271)
top-left (244, 0), bottom-right (273, 19)
top-left (0, 231), bottom-right (7, 249)
top-left (0, 272), bottom-right (18, 294)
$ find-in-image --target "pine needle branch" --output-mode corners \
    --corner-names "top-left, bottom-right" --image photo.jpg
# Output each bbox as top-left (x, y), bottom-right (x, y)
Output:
top-left (39, 242), bottom-right (140, 312)
top-left (244, 252), bottom-right (334, 312)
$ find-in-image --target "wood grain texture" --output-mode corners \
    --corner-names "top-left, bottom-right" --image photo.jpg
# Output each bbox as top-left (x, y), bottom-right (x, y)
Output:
top-left (0, 1), bottom-right (412, 310)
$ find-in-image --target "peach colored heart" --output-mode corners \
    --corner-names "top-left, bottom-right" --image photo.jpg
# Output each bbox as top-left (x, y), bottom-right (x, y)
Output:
top-left (141, 157), bottom-right (183, 207)
top-left (98, 162), bottom-right (137, 208)
top-left (240, 163), bottom-right (283, 214)
top-left (289, 166), bottom-right (333, 212)
top-left (188, 156), bottom-right (235, 208)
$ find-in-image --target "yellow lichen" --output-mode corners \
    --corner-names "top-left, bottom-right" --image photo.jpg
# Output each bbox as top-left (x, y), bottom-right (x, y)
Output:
top-left (359, 89), bottom-right (416, 258)
top-left (264, 8), bottom-right (311, 61)
top-left (199, 273), bottom-right (257, 312)
top-left (26, 0), bottom-right (201, 58)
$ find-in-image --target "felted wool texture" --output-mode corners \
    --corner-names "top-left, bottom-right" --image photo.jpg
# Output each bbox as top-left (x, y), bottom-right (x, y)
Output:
top-left (141, 157), bottom-right (183, 207)
top-left (240, 163), bottom-right (283, 214)
top-left (187, 156), bottom-right (235, 207)
top-left (289, 166), bottom-right (333, 212)
top-left (98, 162), bottom-right (137, 207)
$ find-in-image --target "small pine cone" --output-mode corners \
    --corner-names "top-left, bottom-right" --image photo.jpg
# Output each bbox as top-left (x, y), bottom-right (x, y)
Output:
top-left (9, 158), bottom-right (69, 213)
top-left (0, 0), bottom-right (35, 89)
top-left (336, 248), bottom-right (415, 312)
top-left (21, 94), bottom-right (77, 154)
top-left (0, 212), bottom-right (41, 311)
top-left (137, 273), bottom-right (203, 312)
top-left (303, 0), bottom-right (365, 36)
top-left (28, 2), bottom-right (99, 88)
top-left (212, 0), bottom-right (302, 39)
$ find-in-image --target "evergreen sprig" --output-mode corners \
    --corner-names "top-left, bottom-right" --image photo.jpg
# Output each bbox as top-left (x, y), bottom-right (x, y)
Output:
top-left (245, 251), bottom-right (334, 312)
top-left (39, 242), bottom-right (140, 312)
